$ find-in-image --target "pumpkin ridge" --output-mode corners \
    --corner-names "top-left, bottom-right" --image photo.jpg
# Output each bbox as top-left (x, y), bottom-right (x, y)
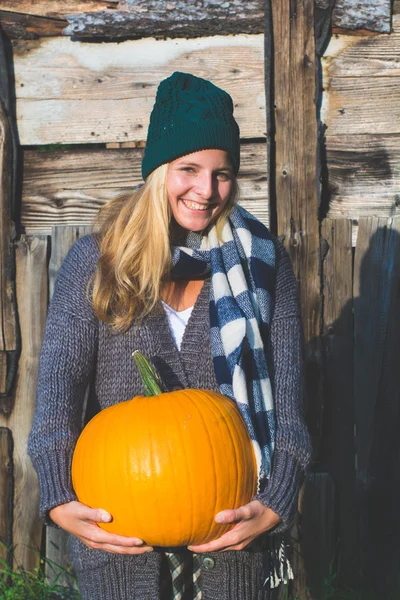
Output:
top-left (177, 389), bottom-right (197, 545)
top-left (166, 392), bottom-right (184, 546)
top-left (207, 393), bottom-right (241, 517)
top-left (129, 399), bottom-right (143, 540)
top-left (192, 389), bottom-right (220, 543)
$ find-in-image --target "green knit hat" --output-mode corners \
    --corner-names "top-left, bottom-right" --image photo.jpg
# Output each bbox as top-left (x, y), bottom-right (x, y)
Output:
top-left (142, 72), bottom-right (240, 180)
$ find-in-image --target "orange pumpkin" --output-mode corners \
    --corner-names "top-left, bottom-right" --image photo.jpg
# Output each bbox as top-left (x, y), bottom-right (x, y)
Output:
top-left (72, 351), bottom-right (257, 547)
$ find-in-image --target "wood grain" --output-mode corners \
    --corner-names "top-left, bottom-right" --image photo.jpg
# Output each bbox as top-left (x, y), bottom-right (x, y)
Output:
top-left (271, 1), bottom-right (322, 593)
top-left (1, 0), bottom-right (391, 39)
top-left (12, 35), bottom-right (266, 145)
top-left (325, 134), bottom-right (400, 220)
top-left (353, 215), bottom-right (400, 594)
top-left (295, 473), bottom-right (336, 599)
top-left (63, 0), bottom-right (265, 38)
top-left (21, 143), bottom-right (268, 234)
top-left (8, 236), bottom-right (48, 570)
top-left (272, 0), bottom-right (322, 454)
top-left (0, 426), bottom-right (13, 565)
top-left (321, 15), bottom-right (400, 135)
top-left (0, 84), bottom-right (18, 406)
top-left (321, 218), bottom-right (359, 587)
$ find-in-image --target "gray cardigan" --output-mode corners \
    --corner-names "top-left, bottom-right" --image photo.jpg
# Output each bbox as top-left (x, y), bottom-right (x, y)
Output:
top-left (28, 234), bottom-right (311, 600)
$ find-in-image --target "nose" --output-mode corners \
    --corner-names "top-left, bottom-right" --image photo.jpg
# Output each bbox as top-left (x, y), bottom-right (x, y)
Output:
top-left (194, 172), bottom-right (214, 199)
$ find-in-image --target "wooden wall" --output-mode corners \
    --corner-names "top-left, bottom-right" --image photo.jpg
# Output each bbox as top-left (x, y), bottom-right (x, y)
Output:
top-left (0, 0), bottom-right (399, 598)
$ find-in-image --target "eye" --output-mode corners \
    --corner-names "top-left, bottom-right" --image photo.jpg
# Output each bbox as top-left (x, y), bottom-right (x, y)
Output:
top-left (180, 166), bottom-right (195, 173)
top-left (216, 172), bottom-right (232, 182)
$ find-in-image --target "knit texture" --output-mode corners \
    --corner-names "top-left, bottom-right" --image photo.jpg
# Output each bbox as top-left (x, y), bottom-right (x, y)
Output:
top-left (28, 233), bottom-right (311, 600)
top-left (142, 72), bottom-right (240, 180)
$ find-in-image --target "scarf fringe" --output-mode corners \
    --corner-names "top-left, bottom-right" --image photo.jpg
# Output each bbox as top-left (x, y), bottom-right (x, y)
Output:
top-left (263, 534), bottom-right (294, 589)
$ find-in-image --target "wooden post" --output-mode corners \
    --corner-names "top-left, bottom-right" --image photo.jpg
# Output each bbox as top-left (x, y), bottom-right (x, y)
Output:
top-left (0, 426), bottom-right (13, 565)
top-left (271, 0), bottom-right (322, 450)
top-left (321, 218), bottom-right (359, 589)
top-left (0, 89), bottom-right (18, 408)
top-left (353, 216), bottom-right (400, 595)
top-left (268, 1), bottom-right (326, 596)
top-left (9, 236), bottom-right (48, 570)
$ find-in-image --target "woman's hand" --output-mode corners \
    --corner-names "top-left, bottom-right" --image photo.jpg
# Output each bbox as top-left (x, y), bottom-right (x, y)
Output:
top-left (49, 501), bottom-right (153, 554)
top-left (187, 500), bottom-right (281, 553)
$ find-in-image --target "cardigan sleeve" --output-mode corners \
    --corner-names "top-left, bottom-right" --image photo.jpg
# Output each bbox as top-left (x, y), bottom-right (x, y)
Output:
top-left (28, 235), bottom-right (99, 522)
top-left (254, 239), bottom-right (312, 531)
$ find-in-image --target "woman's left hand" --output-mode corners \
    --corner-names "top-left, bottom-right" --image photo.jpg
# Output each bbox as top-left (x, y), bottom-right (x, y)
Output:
top-left (187, 500), bottom-right (281, 553)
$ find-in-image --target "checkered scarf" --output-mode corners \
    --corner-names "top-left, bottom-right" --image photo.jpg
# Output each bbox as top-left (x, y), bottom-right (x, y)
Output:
top-left (171, 204), bottom-right (276, 491)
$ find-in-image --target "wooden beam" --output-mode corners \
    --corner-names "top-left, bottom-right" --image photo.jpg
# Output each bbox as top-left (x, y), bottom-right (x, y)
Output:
top-left (20, 143), bottom-right (268, 234)
top-left (272, 0), bottom-right (322, 450)
top-left (63, 0), bottom-right (265, 39)
top-left (1, 0), bottom-right (391, 39)
top-left (0, 32), bottom-right (18, 405)
top-left (8, 236), bottom-right (48, 570)
top-left (321, 218), bottom-right (359, 588)
top-left (13, 35), bottom-right (265, 145)
top-left (353, 216), bottom-right (400, 594)
top-left (0, 427), bottom-right (13, 566)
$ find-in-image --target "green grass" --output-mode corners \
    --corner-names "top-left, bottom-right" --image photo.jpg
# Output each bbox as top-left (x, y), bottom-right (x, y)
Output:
top-left (0, 548), bottom-right (80, 600)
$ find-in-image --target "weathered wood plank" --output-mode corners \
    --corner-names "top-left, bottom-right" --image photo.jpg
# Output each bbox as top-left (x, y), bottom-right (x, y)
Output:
top-left (353, 217), bottom-right (400, 481)
top-left (332, 0), bottom-right (391, 34)
top-left (8, 236), bottom-right (48, 570)
top-left (45, 226), bottom-right (90, 590)
top-left (293, 473), bottom-right (336, 598)
top-left (322, 17), bottom-right (400, 78)
top-left (322, 77), bottom-right (400, 136)
top-left (0, 427), bottom-right (13, 565)
top-left (325, 134), bottom-right (400, 221)
top-left (21, 143), bottom-right (268, 234)
top-left (353, 216), bottom-right (400, 595)
top-left (0, 99), bottom-right (17, 355)
top-left (1, 0), bottom-right (391, 38)
top-left (0, 352), bottom-right (6, 395)
top-left (321, 218), bottom-right (359, 588)
top-left (2, 0), bottom-right (116, 15)
top-left (0, 1), bottom-right (116, 39)
top-left (0, 10), bottom-right (66, 39)
top-left (12, 35), bottom-right (265, 145)
top-left (321, 14), bottom-right (400, 136)
top-left (272, 0), bottom-right (322, 459)
top-left (0, 32), bottom-right (19, 407)
top-left (63, 0), bottom-right (265, 39)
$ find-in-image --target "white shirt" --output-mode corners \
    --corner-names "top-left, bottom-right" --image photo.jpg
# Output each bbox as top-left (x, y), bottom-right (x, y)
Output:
top-left (161, 302), bottom-right (194, 351)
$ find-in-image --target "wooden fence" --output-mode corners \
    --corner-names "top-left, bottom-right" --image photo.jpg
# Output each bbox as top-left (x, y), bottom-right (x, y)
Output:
top-left (1, 1), bottom-right (400, 598)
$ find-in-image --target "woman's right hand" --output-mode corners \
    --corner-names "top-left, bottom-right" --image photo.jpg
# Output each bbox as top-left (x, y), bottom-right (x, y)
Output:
top-left (49, 501), bottom-right (153, 555)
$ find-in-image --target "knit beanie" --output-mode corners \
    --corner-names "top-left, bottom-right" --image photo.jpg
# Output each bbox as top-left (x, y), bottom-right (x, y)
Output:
top-left (142, 72), bottom-right (240, 180)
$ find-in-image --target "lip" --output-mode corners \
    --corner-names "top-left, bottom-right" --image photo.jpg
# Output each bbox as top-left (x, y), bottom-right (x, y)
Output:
top-left (180, 198), bottom-right (214, 212)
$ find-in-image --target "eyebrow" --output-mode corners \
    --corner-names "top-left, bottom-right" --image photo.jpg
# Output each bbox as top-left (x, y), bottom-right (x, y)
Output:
top-left (177, 160), bottom-right (233, 172)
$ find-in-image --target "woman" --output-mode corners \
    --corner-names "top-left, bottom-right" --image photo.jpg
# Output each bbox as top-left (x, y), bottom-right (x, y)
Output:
top-left (28, 72), bottom-right (311, 600)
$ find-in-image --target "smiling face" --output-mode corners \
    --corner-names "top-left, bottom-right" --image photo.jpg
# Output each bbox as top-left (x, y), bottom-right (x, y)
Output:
top-left (166, 149), bottom-right (234, 234)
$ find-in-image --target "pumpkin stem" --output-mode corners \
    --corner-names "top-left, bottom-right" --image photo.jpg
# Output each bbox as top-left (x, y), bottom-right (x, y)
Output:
top-left (132, 351), bottom-right (163, 397)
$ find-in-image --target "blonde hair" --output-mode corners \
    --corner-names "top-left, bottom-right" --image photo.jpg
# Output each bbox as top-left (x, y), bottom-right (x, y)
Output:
top-left (92, 163), bottom-right (238, 332)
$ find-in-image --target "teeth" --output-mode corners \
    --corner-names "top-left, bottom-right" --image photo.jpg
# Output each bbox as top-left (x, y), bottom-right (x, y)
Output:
top-left (181, 199), bottom-right (210, 211)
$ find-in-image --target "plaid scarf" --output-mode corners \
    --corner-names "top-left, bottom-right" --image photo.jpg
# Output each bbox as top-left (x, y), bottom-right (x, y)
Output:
top-left (165, 205), bottom-right (282, 599)
top-left (170, 204), bottom-right (276, 491)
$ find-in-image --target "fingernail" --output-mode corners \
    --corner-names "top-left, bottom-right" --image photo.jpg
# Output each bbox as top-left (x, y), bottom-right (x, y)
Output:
top-left (215, 513), bottom-right (224, 523)
top-left (100, 511), bottom-right (112, 522)
top-left (134, 539), bottom-right (144, 546)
